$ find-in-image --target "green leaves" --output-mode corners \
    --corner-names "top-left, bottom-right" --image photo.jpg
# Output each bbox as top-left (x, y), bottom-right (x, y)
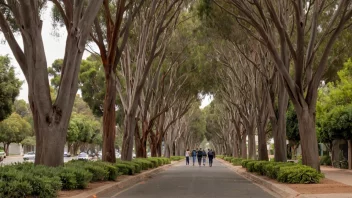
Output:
top-left (67, 114), bottom-right (101, 145)
top-left (0, 56), bottom-right (22, 122)
top-left (0, 113), bottom-right (31, 145)
top-left (317, 59), bottom-right (352, 142)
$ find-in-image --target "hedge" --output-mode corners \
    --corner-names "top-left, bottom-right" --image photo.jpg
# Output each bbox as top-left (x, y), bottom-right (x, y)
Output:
top-left (0, 157), bottom-right (173, 197)
top-left (277, 165), bottom-right (324, 184)
top-left (222, 157), bottom-right (324, 184)
top-left (320, 155), bottom-right (332, 166)
top-left (170, 156), bottom-right (184, 161)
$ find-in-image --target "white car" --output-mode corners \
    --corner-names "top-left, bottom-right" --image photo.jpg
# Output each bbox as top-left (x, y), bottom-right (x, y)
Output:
top-left (77, 152), bottom-right (89, 160)
top-left (23, 152), bottom-right (35, 161)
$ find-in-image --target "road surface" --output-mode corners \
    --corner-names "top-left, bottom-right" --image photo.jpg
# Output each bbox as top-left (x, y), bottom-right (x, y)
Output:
top-left (100, 159), bottom-right (276, 198)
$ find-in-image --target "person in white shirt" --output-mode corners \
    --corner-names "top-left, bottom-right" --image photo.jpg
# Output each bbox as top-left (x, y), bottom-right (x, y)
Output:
top-left (185, 149), bottom-right (190, 165)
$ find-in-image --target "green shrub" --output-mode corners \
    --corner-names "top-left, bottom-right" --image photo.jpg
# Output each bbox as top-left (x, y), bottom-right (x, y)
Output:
top-left (297, 155), bottom-right (302, 164)
top-left (149, 157), bottom-right (164, 166)
top-left (134, 159), bottom-right (153, 169)
top-left (231, 158), bottom-right (243, 166)
top-left (264, 162), bottom-right (296, 179)
top-left (241, 159), bottom-right (254, 168)
top-left (83, 165), bottom-right (109, 181)
top-left (25, 174), bottom-right (61, 198)
top-left (246, 161), bottom-right (257, 172)
top-left (253, 161), bottom-right (272, 175)
top-left (70, 168), bottom-right (93, 189)
top-left (320, 155), bottom-right (332, 166)
top-left (0, 180), bottom-right (33, 198)
top-left (133, 159), bottom-right (151, 170)
top-left (0, 165), bottom-right (61, 198)
top-left (277, 165), bottom-right (324, 184)
top-left (217, 155), bottom-right (225, 159)
top-left (118, 161), bottom-right (141, 174)
top-left (57, 168), bottom-right (78, 190)
top-left (147, 158), bottom-right (160, 167)
top-left (170, 156), bottom-right (184, 161)
top-left (224, 157), bottom-right (233, 162)
top-left (94, 161), bottom-right (119, 180)
top-left (160, 157), bottom-right (171, 164)
top-left (115, 163), bottom-right (135, 175)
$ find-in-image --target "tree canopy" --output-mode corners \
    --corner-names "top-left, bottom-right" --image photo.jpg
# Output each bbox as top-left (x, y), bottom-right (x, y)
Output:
top-left (0, 56), bottom-right (22, 122)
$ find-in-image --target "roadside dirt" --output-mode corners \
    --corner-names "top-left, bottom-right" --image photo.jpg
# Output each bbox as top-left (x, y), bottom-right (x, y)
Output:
top-left (286, 178), bottom-right (352, 194)
top-left (58, 175), bottom-right (130, 197)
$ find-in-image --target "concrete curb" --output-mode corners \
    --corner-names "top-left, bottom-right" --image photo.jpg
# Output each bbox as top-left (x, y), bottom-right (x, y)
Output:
top-left (69, 160), bottom-right (183, 198)
top-left (218, 158), bottom-right (301, 198)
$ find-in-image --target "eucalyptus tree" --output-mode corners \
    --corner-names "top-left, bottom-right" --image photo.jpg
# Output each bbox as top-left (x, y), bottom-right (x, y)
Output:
top-left (117, 0), bottom-right (185, 160)
top-left (181, 106), bottom-right (206, 154)
top-left (0, 0), bottom-right (103, 166)
top-left (216, 42), bottom-right (259, 159)
top-left (162, 95), bottom-right (197, 157)
top-left (216, 0), bottom-right (352, 171)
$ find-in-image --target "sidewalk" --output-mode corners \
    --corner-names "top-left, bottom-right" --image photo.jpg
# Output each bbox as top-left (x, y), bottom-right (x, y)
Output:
top-left (219, 159), bottom-right (352, 198)
top-left (321, 166), bottom-right (352, 186)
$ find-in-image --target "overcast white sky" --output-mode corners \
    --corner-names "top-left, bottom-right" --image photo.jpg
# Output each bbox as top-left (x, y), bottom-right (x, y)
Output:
top-left (0, 2), bottom-right (213, 108)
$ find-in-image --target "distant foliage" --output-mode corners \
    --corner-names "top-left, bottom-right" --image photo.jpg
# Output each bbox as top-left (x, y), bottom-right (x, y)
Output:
top-left (0, 56), bottom-right (22, 122)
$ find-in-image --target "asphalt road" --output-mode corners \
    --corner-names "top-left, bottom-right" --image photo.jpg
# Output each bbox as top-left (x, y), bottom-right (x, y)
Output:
top-left (105, 159), bottom-right (275, 198)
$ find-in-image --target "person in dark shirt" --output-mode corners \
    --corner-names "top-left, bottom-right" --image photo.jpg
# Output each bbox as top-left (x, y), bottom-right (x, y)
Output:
top-left (208, 149), bottom-right (215, 167)
top-left (197, 148), bottom-right (203, 167)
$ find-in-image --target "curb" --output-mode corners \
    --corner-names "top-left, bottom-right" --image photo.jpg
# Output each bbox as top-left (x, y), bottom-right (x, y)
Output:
top-left (68, 160), bottom-right (182, 198)
top-left (218, 158), bottom-right (301, 198)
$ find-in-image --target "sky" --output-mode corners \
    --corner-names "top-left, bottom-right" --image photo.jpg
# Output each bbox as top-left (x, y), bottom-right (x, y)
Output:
top-left (0, 2), bottom-right (213, 108)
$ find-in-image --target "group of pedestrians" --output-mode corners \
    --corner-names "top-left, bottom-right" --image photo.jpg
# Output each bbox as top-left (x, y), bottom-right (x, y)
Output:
top-left (185, 148), bottom-right (215, 167)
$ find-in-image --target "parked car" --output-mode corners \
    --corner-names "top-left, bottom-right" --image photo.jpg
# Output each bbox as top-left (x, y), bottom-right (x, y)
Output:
top-left (0, 151), bottom-right (5, 162)
top-left (64, 152), bottom-right (71, 157)
top-left (23, 152), bottom-right (35, 161)
top-left (77, 152), bottom-right (89, 160)
top-left (97, 151), bottom-right (102, 159)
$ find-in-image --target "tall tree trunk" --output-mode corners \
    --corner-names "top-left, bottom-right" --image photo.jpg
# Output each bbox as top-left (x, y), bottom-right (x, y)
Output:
top-left (348, 140), bottom-right (352, 170)
top-left (149, 134), bottom-right (158, 157)
top-left (258, 122), bottom-right (268, 161)
top-left (157, 139), bottom-right (162, 157)
top-left (241, 134), bottom-right (247, 159)
top-left (296, 108), bottom-right (320, 171)
top-left (135, 135), bottom-right (143, 158)
top-left (272, 81), bottom-right (288, 162)
top-left (31, 97), bottom-right (72, 166)
top-left (102, 73), bottom-right (117, 162)
top-left (164, 142), bottom-right (170, 158)
top-left (121, 114), bottom-right (135, 161)
top-left (248, 126), bottom-right (256, 159)
top-left (4, 143), bottom-right (9, 156)
top-left (232, 132), bottom-right (239, 157)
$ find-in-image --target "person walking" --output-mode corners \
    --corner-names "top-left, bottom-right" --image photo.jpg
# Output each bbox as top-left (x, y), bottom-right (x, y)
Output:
top-left (208, 149), bottom-right (214, 167)
top-left (197, 148), bottom-right (203, 167)
top-left (185, 149), bottom-right (190, 165)
top-left (191, 148), bottom-right (197, 166)
top-left (202, 149), bottom-right (207, 166)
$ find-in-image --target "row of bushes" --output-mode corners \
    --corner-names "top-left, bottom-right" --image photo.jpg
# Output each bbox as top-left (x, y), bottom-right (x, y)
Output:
top-left (0, 157), bottom-right (177, 198)
top-left (221, 157), bottom-right (324, 184)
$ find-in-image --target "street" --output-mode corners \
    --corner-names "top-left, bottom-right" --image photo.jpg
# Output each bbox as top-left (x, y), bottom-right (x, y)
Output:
top-left (99, 159), bottom-right (276, 198)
